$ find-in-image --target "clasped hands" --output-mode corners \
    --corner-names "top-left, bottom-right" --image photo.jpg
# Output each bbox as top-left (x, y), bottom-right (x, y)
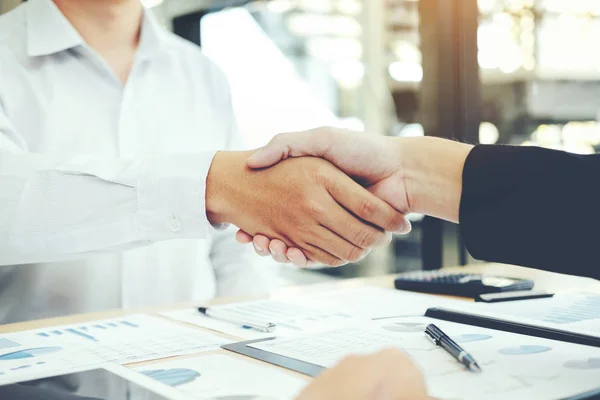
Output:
top-left (220, 127), bottom-right (413, 267)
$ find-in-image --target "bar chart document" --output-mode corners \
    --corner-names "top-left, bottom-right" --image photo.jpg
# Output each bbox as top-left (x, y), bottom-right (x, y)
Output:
top-left (136, 353), bottom-right (308, 399)
top-left (434, 292), bottom-right (600, 338)
top-left (0, 314), bottom-right (229, 384)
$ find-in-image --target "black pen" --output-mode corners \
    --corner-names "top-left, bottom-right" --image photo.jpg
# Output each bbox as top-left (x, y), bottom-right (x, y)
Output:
top-left (425, 324), bottom-right (482, 372)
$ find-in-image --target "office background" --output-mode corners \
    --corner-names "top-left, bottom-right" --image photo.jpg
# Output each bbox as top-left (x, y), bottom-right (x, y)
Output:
top-left (2, 0), bottom-right (599, 284)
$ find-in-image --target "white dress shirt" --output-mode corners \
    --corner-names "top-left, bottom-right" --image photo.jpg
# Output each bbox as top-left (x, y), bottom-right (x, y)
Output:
top-left (0, 0), bottom-right (268, 324)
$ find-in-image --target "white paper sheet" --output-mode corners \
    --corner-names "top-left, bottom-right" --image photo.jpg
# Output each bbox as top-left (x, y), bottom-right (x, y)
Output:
top-left (250, 316), bottom-right (600, 400)
top-left (284, 286), bottom-right (467, 319)
top-left (436, 292), bottom-right (600, 338)
top-left (0, 314), bottom-right (229, 385)
top-left (136, 354), bottom-right (308, 399)
top-left (162, 300), bottom-right (365, 340)
top-left (162, 287), bottom-right (465, 340)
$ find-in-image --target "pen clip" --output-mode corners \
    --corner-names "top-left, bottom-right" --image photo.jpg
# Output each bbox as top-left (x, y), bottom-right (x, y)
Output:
top-left (424, 330), bottom-right (439, 345)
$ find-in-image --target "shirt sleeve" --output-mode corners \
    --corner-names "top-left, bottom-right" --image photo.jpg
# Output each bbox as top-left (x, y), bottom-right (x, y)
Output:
top-left (0, 104), bottom-right (216, 266)
top-left (459, 144), bottom-right (600, 279)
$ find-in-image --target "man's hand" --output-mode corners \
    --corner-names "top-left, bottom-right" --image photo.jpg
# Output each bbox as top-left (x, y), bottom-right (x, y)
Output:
top-left (236, 128), bottom-right (410, 266)
top-left (296, 349), bottom-right (429, 400)
top-left (206, 150), bottom-right (407, 266)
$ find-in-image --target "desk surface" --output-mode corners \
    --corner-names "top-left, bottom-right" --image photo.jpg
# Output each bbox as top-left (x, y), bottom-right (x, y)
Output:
top-left (2, 263), bottom-right (600, 385)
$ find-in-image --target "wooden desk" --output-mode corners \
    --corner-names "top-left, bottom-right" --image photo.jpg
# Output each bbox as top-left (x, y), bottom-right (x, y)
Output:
top-left (2, 263), bottom-right (599, 385)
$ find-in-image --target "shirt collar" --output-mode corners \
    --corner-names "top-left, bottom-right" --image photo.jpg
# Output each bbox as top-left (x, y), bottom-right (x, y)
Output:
top-left (137, 10), bottom-right (165, 61)
top-left (26, 0), bottom-right (165, 59)
top-left (26, 0), bottom-right (84, 57)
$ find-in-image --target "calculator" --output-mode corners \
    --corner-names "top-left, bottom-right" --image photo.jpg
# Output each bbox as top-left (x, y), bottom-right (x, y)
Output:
top-left (394, 271), bottom-right (534, 298)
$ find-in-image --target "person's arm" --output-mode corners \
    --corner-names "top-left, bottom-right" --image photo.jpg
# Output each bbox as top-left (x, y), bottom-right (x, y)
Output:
top-left (459, 145), bottom-right (600, 279)
top-left (0, 105), bottom-right (217, 265)
top-left (241, 129), bottom-right (600, 279)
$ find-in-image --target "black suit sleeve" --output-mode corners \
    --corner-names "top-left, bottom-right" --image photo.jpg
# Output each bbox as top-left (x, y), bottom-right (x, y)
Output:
top-left (459, 145), bottom-right (600, 279)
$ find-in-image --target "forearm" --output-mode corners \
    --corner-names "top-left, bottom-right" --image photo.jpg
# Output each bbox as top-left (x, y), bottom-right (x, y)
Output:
top-left (399, 137), bottom-right (473, 223)
top-left (0, 151), bottom-right (215, 265)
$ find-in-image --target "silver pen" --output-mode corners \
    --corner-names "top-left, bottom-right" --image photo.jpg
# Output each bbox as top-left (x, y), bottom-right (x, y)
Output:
top-left (198, 307), bottom-right (277, 333)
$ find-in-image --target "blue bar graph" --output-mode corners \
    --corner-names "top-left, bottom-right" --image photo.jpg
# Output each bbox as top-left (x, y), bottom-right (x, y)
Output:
top-left (65, 329), bottom-right (98, 342)
top-left (32, 319), bottom-right (140, 344)
top-left (542, 296), bottom-right (600, 324)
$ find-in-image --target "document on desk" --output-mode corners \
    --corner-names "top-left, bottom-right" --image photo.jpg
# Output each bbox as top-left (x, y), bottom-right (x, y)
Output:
top-left (162, 300), bottom-right (365, 340)
top-left (248, 316), bottom-right (600, 400)
top-left (136, 353), bottom-right (307, 399)
top-left (162, 287), bottom-right (463, 340)
top-left (0, 314), bottom-right (229, 384)
top-left (434, 292), bottom-right (600, 338)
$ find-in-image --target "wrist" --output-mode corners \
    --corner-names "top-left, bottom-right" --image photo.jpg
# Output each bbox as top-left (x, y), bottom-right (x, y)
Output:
top-left (398, 137), bottom-right (473, 223)
top-left (206, 151), bottom-right (252, 225)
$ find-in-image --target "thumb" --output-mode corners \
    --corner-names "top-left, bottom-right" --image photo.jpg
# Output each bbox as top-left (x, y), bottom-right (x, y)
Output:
top-left (246, 140), bottom-right (292, 169)
top-left (246, 129), bottom-right (333, 169)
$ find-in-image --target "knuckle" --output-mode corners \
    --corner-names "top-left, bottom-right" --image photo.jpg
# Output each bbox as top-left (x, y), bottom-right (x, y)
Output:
top-left (358, 199), bottom-right (377, 220)
top-left (306, 200), bottom-right (326, 218)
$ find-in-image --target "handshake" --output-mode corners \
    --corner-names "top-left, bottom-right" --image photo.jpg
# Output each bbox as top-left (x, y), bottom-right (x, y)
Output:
top-left (206, 127), bottom-right (473, 267)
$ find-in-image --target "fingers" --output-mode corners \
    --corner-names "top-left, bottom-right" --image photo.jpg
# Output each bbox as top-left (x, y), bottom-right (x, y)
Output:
top-left (268, 239), bottom-right (290, 263)
top-left (327, 174), bottom-right (408, 234)
top-left (317, 194), bottom-right (393, 253)
top-left (235, 230), bottom-right (253, 244)
top-left (252, 235), bottom-right (271, 257)
top-left (302, 237), bottom-right (356, 267)
top-left (242, 232), bottom-right (315, 268)
top-left (250, 235), bottom-right (314, 268)
top-left (286, 247), bottom-right (308, 267)
top-left (247, 129), bottom-right (337, 169)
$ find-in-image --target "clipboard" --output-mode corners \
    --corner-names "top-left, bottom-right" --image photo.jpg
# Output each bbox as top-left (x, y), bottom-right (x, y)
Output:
top-left (425, 308), bottom-right (600, 348)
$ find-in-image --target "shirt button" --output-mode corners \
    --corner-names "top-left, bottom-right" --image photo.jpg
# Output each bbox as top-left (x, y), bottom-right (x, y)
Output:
top-left (169, 218), bottom-right (182, 233)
